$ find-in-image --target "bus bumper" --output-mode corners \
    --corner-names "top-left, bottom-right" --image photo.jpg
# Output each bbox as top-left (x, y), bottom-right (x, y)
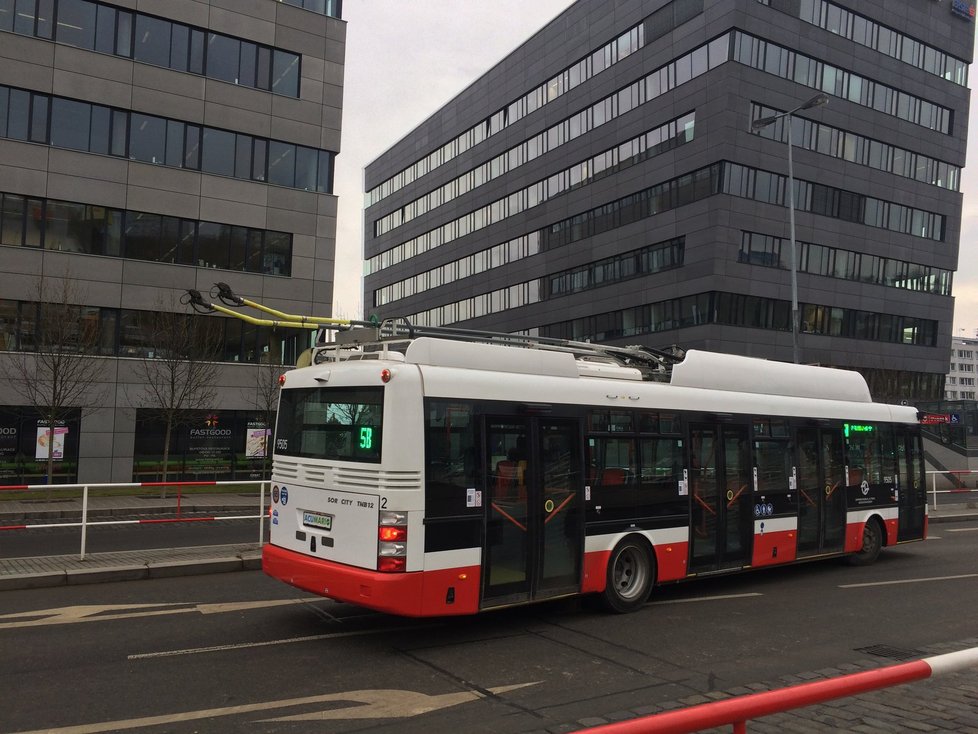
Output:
top-left (262, 544), bottom-right (427, 616)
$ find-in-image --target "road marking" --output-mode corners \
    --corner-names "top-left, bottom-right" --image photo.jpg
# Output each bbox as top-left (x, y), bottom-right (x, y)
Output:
top-left (946, 527), bottom-right (978, 532)
top-left (840, 573), bottom-right (978, 589)
top-left (650, 592), bottom-right (762, 606)
top-left (262, 683), bottom-right (537, 722)
top-left (0, 598), bottom-right (323, 630)
top-left (128, 624), bottom-right (438, 659)
top-left (7, 684), bottom-right (539, 733)
top-left (927, 535), bottom-right (941, 539)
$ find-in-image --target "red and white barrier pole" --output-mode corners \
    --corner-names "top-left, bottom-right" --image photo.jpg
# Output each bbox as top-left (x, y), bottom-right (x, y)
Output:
top-left (579, 647), bottom-right (978, 734)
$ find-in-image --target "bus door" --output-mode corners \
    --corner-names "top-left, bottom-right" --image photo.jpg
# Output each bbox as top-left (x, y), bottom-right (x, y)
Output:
top-left (689, 423), bottom-right (751, 573)
top-left (896, 427), bottom-right (926, 541)
top-left (483, 417), bottom-right (583, 607)
top-left (796, 427), bottom-right (846, 557)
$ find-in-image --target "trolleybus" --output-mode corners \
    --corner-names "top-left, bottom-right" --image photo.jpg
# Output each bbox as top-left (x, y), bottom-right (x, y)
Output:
top-left (188, 289), bottom-right (927, 617)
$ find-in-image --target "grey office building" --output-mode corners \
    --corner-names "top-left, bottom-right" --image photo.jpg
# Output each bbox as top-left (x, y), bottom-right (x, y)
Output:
top-left (0, 0), bottom-right (344, 483)
top-left (363, 0), bottom-right (973, 404)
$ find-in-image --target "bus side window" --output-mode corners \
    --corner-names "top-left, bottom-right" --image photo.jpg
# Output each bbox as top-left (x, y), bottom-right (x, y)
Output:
top-left (587, 436), bottom-right (637, 520)
top-left (638, 437), bottom-right (685, 518)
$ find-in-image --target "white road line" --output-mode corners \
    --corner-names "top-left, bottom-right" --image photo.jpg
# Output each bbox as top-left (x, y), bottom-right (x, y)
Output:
top-left (945, 527), bottom-right (978, 533)
top-left (0, 598), bottom-right (325, 630)
top-left (650, 592), bottom-right (762, 606)
top-left (927, 535), bottom-right (941, 539)
top-left (128, 624), bottom-right (438, 659)
top-left (839, 573), bottom-right (978, 589)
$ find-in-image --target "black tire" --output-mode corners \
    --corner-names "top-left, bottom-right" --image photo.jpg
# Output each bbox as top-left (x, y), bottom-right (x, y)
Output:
top-left (601, 537), bottom-right (654, 613)
top-left (847, 517), bottom-right (883, 566)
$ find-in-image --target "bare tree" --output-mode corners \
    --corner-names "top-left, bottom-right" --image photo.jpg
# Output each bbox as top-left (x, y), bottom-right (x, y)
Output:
top-left (2, 273), bottom-right (105, 494)
top-left (250, 357), bottom-right (282, 479)
top-left (130, 298), bottom-right (221, 495)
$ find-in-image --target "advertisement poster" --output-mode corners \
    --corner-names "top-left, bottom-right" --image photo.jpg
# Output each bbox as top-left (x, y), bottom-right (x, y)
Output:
top-left (246, 423), bottom-right (270, 459)
top-left (187, 413), bottom-right (232, 477)
top-left (0, 424), bottom-right (17, 480)
top-left (35, 423), bottom-right (68, 461)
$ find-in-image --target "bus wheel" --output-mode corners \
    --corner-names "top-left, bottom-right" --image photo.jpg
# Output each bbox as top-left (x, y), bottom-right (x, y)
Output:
top-left (602, 538), bottom-right (654, 613)
top-left (848, 518), bottom-right (883, 566)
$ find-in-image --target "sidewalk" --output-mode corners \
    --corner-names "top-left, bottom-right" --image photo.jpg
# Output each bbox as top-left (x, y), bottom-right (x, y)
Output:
top-left (0, 491), bottom-right (264, 591)
top-left (0, 493), bottom-right (977, 592)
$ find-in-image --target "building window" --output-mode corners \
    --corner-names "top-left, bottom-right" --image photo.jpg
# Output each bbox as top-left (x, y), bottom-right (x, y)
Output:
top-left (0, 190), bottom-right (293, 275)
top-left (365, 0), bottom-right (705, 208)
top-left (2, 0), bottom-right (304, 96)
top-left (779, 0), bottom-right (968, 86)
top-left (369, 159), bottom-right (943, 280)
top-left (0, 83), bottom-right (336, 193)
top-left (734, 31), bottom-right (952, 134)
top-left (750, 103), bottom-right (959, 190)
top-left (740, 231), bottom-right (951, 296)
top-left (374, 104), bottom-right (696, 236)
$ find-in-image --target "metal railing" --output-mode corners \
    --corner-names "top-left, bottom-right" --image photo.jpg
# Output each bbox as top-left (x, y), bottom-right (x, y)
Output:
top-left (925, 469), bottom-right (978, 509)
top-left (0, 480), bottom-right (268, 560)
top-left (579, 647), bottom-right (978, 733)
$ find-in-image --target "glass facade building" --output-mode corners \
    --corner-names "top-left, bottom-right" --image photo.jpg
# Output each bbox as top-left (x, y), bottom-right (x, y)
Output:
top-left (0, 0), bottom-right (345, 482)
top-left (363, 0), bottom-right (973, 404)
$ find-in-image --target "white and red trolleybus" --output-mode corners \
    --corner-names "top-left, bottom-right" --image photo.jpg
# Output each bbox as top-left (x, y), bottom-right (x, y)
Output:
top-left (258, 323), bottom-right (927, 617)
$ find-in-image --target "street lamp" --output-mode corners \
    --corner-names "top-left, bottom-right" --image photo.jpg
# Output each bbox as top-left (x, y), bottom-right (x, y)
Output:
top-left (751, 93), bottom-right (828, 364)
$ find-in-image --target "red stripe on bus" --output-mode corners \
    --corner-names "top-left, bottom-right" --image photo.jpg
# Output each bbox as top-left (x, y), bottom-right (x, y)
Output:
top-left (138, 517), bottom-right (216, 524)
top-left (751, 529), bottom-right (797, 567)
top-left (654, 541), bottom-right (689, 582)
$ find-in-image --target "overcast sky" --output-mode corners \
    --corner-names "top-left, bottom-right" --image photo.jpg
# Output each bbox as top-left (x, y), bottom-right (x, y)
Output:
top-left (332, 1), bottom-right (978, 340)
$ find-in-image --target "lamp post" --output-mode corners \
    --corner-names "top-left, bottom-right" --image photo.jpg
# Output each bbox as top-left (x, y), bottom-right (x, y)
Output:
top-left (751, 93), bottom-right (828, 364)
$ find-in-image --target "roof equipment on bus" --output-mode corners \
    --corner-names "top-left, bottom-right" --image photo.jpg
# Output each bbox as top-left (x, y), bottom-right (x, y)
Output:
top-left (183, 285), bottom-right (872, 401)
top-left (184, 285), bottom-right (685, 381)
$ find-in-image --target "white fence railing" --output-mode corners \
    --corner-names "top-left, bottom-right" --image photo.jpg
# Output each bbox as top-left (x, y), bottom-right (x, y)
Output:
top-left (925, 469), bottom-right (978, 510)
top-left (0, 480), bottom-right (268, 560)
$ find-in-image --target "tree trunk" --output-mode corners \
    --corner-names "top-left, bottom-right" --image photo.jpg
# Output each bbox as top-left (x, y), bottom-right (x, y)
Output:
top-left (161, 419), bottom-right (173, 500)
top-left (45, 425), bottom-right (55, 502)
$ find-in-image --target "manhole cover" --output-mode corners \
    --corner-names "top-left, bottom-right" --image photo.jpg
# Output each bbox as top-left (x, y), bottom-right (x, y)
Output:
top-left (854, 645), bottom-right (921, 661)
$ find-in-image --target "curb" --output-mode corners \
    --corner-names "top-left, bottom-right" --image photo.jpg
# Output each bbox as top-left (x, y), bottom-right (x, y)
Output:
top-left (0, 551), bottom-right (262, 592)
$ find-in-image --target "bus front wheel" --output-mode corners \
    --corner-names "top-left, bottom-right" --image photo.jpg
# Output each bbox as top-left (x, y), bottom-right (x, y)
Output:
top-left (602, 537), bottom-right (654, 613)
top-left (848, 518), bottom-right (883, 566)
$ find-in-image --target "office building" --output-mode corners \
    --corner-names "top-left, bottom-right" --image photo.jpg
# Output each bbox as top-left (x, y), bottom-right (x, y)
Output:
top-left (0, 0), bottom-right (344, 483)
top-left (363, 0), bottom-right (972, 404)
top-left (946, 333), bottom-right (978, 401)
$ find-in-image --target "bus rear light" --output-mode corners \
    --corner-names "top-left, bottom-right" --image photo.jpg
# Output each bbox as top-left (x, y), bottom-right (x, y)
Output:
top-left (378, 525), bottom-right (407, 542)
top-left (278, 374), bottom-right (287, 386)
top-left (378, 510), bottom-right (407, 572)
top-left (378, 541), bottom-right (406, 556)
top-left (377, 557), bottom-right (406, 573)
top-left (381, 368), bottom-right (393, 383)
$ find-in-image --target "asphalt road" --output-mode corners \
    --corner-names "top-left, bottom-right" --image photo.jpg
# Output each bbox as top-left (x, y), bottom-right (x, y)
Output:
top-left (2, 527), bottom-right (977, 734)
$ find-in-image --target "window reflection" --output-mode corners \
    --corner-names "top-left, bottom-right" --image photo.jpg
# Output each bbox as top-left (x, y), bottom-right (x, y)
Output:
top-left (57, 0), bottom-right (96, 48)
top-left (0, 82), bottom-right (336, 193)
top-left (3, 0), bottom-right (303, 96)
top-left (0, 190), bottom-right (292, 275)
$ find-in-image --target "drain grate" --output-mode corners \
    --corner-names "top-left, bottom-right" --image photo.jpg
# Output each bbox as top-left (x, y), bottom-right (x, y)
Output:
top-left (854, 644), bottom-right (922, 661)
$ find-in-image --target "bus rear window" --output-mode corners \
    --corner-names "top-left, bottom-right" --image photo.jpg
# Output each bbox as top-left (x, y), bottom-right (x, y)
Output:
top-left (275, 387), bottom-right (383, 462)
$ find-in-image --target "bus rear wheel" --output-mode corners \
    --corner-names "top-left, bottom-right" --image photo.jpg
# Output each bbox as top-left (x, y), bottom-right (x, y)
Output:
top-left (602, 538), bottom-right (654, 613)
top-left (848, 517), bottom-right (883, 566)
